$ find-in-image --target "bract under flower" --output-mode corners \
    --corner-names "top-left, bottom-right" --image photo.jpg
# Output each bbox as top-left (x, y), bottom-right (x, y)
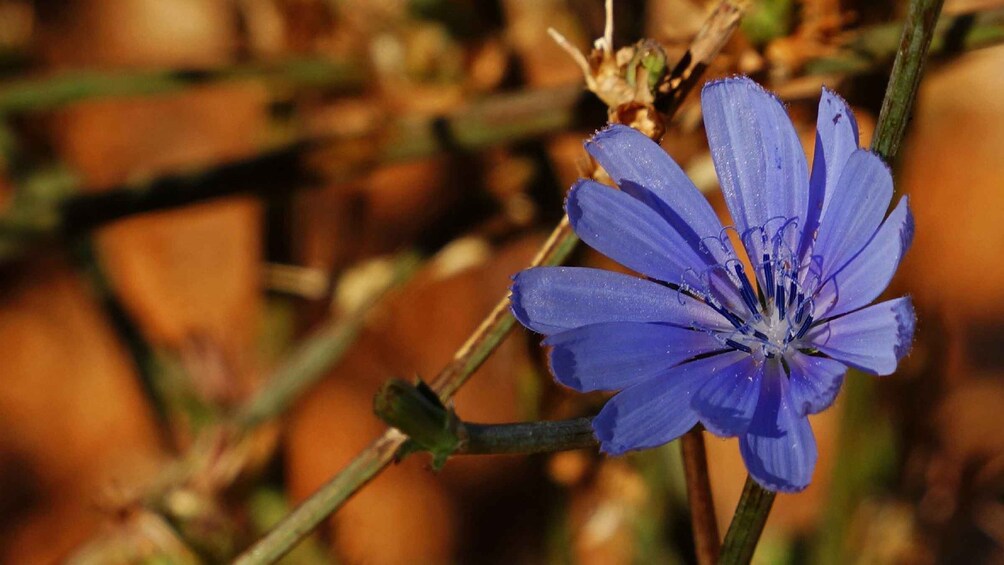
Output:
top-left (510, 76), bottom-right (916, 492)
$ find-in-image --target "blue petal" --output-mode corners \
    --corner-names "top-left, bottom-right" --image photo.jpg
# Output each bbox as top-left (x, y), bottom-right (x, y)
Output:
top-left (701, 77), bottom-right (809, 273)
top-left (544, 322), bottom-right (725, 392)
top-left (804, 297), bottom-right (916, 376)
top-left (566, 179), bottom-right (709, 285)
top-left (593, 355), bottom-right (727, 455)
top-left (740, 359), bottom-right (817, 492)
top-left (691, 351), bottom-right (762, 437)
top-left (808, 150), bottom-right (893, 285)
top-left (800, 87), bottom-right (861, 260)
top-left (786, 350), bottom-right (847, 416)
top-left (510, 266), bottom-right (727, 335)
top-left (814, 196), bottom-right (914, 319)
top-left (585, 124), bottom-right (732, 264)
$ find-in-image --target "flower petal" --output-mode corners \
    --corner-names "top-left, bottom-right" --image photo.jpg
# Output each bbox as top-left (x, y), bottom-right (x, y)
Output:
top-left (593, 355), bottom-right (732, 455)
top-left (510, 266), bottom-right (727, 335)
top-left (787, 350), bottom-right (847, 416)
top-left (799, 87), bottom-right (861, 260)
top-left (544, 322), bottom-right (725, 392)
top-left (814, 196), bottom-right (914, 319)
top-left (566, 179), bottom-right (708, 285)
top-left (804, 297), bottom-right (916, 376)
top-left (585, 124), bottom-right (730, 261)
top-left (808, 150), bottom-right (893, 285)
top-left (691, 351), bottom-right (762, 437)
top-left (740, 359), bottom-right (818, 492)
top-left (701, 77), bottom-right (809, 268)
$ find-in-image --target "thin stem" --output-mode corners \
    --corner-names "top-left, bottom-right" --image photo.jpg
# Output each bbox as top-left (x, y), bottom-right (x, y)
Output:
top-left (0, 57), bottom-right (363, 114)
top-left (680, 428), bottom-right (720, 565)
top-left (232, 430), bottom-right (407, 565)
top-left (460, 418), bottom-right (596, 455)
top-left (718, 476), bottom-right (776, 565)
top-left (872, 0), bottom-right (947, 162)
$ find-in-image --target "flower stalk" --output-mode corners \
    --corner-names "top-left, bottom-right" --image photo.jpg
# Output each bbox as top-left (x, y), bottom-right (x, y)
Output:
top-left (374, 378), bottom-right (596, 462)
top-left (719, 476), bottom-right (777, 565)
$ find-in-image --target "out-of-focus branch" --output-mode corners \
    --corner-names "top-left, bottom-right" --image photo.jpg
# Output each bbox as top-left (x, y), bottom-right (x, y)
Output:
top-left (237, 252), bottom-right (423, 429)
top-left (806, 7), bottom-right (1004, 76)
top-left (0, 57), bottom-right (364, 114)
top-left (0, 85), bottom-right (587, 261)
top-left (5, 6), bottom-right (1000, 258)
top-left (66, 251), bottom-right (423, 562)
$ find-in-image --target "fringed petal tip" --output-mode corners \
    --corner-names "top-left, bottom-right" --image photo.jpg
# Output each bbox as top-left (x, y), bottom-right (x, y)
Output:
top-left (748, 465), bottom-right (812, 493)
top-left (893, 296), bottom-right (916, 362)
top-left (585, 122), bottom-right (637, 148)
top-left (701, 75), bottom-right (788, 109)
top-left (818, 85), bottom-right (860, 135)
top-left (741, 424), bottom-right (817, 493)
top-left (900, 197), bottom-right (916, 257)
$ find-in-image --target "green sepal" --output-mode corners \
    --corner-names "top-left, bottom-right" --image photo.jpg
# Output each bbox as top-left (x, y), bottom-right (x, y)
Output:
top-left (374, 378), bottom-right (463, 469)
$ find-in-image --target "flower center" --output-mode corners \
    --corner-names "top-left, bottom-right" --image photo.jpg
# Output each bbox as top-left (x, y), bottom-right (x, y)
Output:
top-left (685, 216), bottom-right (821, 360)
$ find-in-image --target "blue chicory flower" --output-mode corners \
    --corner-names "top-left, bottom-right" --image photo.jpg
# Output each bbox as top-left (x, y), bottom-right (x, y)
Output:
top-left (509, 76), bottom-right (916, 492)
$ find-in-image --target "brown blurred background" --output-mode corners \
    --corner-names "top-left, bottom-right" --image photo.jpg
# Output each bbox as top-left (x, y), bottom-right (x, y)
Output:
top-left (0, 0), bottom-right (1003, 563)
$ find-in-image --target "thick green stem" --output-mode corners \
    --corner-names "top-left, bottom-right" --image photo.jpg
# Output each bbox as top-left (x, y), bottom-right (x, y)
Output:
top-left (718, 476), bottom-right (777, 565)
top-left (460, 418), bottom-right (596, 455)
top-left (872, 0), bottom-right (947, 162)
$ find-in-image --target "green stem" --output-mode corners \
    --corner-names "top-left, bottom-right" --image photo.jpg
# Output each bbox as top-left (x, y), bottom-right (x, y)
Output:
top-left (233, 430), bottom-right (405, 565)
top-left (0, 57), bottom-right (363, 114)
top-left (460, 418), bottom-right (596, 455)
top-left (718, 476), bottom-right (777, 565)
top-left (872, 0), bottom-right (947, 162)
